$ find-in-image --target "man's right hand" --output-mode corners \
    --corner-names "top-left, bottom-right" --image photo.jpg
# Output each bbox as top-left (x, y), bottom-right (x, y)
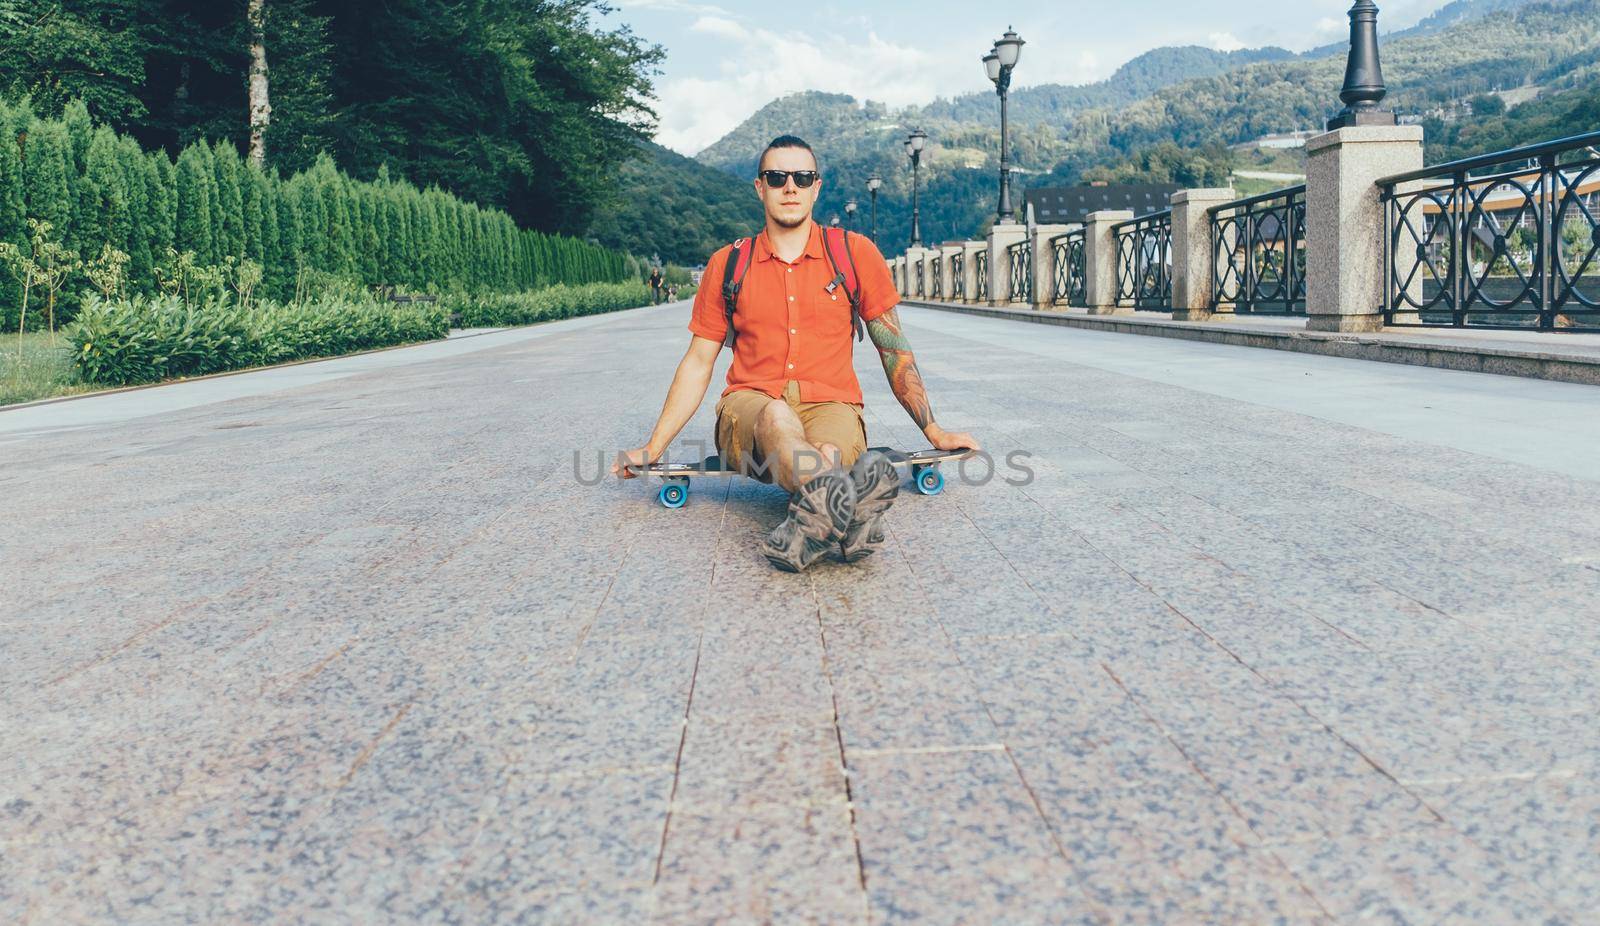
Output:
top-left (611, 446), bottom-right (659, 480)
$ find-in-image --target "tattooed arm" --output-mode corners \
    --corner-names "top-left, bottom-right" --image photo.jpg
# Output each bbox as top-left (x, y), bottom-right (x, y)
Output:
top-left (866, 308), bottom-right (980, 452)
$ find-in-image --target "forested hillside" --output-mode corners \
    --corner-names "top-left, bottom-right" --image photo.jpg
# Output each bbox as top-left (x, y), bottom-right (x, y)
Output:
top-left (692, 0), bottom-right (1600, 252)
top-left (588, 141), bottom-right (763, 265)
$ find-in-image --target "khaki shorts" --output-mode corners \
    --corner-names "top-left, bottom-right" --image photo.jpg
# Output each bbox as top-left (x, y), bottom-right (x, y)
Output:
top-left (715, 381), bottom-right (867, 482)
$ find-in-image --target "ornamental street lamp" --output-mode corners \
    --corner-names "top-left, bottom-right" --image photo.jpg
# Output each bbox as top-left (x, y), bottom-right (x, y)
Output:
top-left (866, 175), bottom-right (882, 243)
top-left (1327, 1), bottom-right (1395, 129)
top-left (983, 26), bottom-right (1025, 224)
top-left (906, 129), bottom-right (927, 248)
top-left (829, 214), bottom-right (841, 228)
top-left (844, 199), bottom-right (858, 232)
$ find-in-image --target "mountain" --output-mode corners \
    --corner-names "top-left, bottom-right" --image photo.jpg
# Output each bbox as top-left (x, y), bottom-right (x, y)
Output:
top-left (916, 46), bottom-right (1296, 127)
top-left (693, 47), bottom-right (1295, 176)
top-left (674, 0), bottom-right (1600, 255)
top-left (694, 92), bottom-right (895, 176)
top-left (589, 140), bottom-right (763, 266)
top-left (1305, 0), bottom-right (1536, 57)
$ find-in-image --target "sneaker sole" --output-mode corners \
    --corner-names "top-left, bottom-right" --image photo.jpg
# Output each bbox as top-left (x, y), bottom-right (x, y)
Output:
top-left (839, 455), bottom-right (900, 562)
top-left (764, 473), bottom-right (856, 572)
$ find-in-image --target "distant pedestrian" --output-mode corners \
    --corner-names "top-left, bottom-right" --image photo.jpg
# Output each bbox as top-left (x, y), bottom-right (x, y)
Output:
top-left (648, 267), bottom-right (664, 304)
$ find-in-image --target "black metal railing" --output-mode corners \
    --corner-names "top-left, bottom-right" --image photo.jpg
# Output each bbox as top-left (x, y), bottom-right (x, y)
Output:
top-left (1377, 129), bottom-right (1600, 330)
top-left (1007, 239), bottom-right (1032, 303)
top-left (951, 251), bottom-right (965, 300)
top-left (915, 259), bottom-right (925, 298)
top-left (930, 254), bottom-right (944, 299)
top-left (1113, 210), bottom-right (1172, 310)
top-left (1209, 186), bottom-right (1306, 315)
top-left (974, 250), bottom-right (989, 302)
top-left (1052, 229), bottom-right (1086, 306)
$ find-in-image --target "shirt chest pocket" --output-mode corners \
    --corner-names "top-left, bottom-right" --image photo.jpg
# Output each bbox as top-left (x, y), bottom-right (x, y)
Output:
top-left (803, 282), bottom-right (854, 339)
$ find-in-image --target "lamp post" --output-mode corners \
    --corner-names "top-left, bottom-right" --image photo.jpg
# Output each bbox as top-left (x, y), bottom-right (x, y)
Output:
top-left (844, 199), bottom-right (858, 233)
top-left (1327, 1), bottom-right (1395, 129)
top-left (983, 27), bottom-right (1025, 224)
top-left (829, 214), bottom-right (841, 228)
top-left (866, 175), bottom-right (882, 242)
top-left (906, 129), bottom-right (926, 248)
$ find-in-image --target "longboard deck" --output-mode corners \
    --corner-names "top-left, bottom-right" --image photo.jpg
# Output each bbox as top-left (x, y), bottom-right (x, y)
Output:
top-left (633, 446), bottom-right (974, 479)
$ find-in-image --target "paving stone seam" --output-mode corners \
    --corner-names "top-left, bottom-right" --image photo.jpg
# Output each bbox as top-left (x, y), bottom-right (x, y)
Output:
top-left (807, 575), bottom-right (875, 921)
top-left (650, 635), bottom-right (704, 895)
top-left (867, 464), bottom-right (1117, 922)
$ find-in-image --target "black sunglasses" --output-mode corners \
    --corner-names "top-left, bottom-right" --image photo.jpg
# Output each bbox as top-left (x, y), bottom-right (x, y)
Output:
top-left (759, 169), bottom-right (818, 189)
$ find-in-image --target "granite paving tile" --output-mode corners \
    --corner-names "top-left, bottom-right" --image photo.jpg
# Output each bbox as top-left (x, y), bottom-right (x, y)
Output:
top-left (1272, 827), bottom-right (1568, 924)
top-left (850, 749), bottom-right (1100, 924)
top-left (651, 803), bottom-right (864, 924)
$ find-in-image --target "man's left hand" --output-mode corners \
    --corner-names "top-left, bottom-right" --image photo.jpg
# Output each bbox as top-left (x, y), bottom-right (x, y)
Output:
top-left (925, 424), bottom-right (980, 452)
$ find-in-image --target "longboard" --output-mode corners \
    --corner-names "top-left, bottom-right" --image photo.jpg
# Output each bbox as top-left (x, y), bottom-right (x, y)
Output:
top-left (631, 446), bottom-right (976, 508)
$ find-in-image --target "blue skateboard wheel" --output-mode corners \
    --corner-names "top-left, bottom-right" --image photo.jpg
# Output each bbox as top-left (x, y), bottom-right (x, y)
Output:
top-left (914, 466), bottom-right (944, 496)
top-left (659, 483), bottom-right (688, 508)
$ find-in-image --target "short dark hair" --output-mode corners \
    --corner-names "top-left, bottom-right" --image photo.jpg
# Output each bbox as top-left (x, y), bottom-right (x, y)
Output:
top-left (758, 135), bottom-right (817, 175)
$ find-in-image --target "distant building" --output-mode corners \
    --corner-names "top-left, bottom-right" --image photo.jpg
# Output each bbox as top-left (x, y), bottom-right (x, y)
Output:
top-left (1230, 130), bottom-right (1318, 151)
top-left (1023, 183), bottom-right (1181, 225)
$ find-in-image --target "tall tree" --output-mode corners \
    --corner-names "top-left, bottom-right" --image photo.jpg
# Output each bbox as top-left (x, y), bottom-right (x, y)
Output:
top-left (246, 0), bottom-right (271, 168)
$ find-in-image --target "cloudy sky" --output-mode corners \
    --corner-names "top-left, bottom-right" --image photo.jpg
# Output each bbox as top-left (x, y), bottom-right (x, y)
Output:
top-left (601, 0), bottom-right (1463, 155)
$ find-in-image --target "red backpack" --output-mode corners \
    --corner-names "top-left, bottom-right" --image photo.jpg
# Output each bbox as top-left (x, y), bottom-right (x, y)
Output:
top-left (719, 226), bottom-right (864, 349)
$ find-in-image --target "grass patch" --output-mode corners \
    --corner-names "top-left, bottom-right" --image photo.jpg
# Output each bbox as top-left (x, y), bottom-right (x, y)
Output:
top-left (0, 332), bottom-right (96, 406)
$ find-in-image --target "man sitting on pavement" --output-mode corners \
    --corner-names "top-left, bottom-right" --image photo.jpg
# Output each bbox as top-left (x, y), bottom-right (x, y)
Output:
top-left (614, 134), bottom-right (977, 571)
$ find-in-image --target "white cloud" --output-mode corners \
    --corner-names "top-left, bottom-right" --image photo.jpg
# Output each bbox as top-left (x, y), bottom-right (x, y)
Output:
top-left (653, 19), bottom-right (942, 155)
top-left (1209, 32), bottom-right (1245, 53)
top-left (616, 0), bottom-right (729, 14)
top-left (689, 15), bottom-right (747, 42)
top-left (1313, 16), bottom-right (1347, 40)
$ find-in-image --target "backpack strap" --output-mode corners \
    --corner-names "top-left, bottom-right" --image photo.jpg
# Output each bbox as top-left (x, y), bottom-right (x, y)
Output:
top-left (821, 226), bottom-right (865, 342)
top-left (720, 237), bottom-right (755, 348)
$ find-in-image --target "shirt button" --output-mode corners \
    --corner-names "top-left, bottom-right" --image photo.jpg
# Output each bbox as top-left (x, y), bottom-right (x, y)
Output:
top-left (790, 328), bottom-right (797, 334)
top-left (788, 296), bottom-right (795, 301)
top-left (787, 363), bottom-right (794, 369)
top-left (787, 268), bottom-right (793, 273)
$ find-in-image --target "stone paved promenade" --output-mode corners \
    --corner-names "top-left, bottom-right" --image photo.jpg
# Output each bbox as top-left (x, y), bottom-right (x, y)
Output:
top-left (4, 301), bottom-right (1600, 924)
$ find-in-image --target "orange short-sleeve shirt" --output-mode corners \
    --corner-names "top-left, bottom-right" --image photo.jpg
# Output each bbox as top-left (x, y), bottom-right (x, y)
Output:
top-left (689, 222), bottom-right (899, 405)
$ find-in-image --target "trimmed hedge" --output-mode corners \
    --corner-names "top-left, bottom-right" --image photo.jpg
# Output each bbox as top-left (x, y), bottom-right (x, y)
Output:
top-left (449, 281), bottom-right (653, 327)
top-left (66, 294), bottom-right (447, 385)
top-left (0, 98), bottom-right (636, 329)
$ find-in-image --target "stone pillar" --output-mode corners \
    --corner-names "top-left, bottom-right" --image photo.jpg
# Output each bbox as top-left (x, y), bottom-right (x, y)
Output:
top-left (986, 223), bottom-right (1027, 306)
top-left (937, 244), bottom-right (961, 302)
top-left (1083, 210), bottom-right (1133, 315)
top-left (1028, 223), bottom-right (1073, 310)
top-left (889, 257), bottom-right (901, 295)
top-left (957, 240), bottom-right (984, 303)
top-left (1304, 125), bottom-right (1423, 332)
top-left (1170, 188), bottom-right (1235, 321)
top-left (903, 247), bottom-right (928, 300)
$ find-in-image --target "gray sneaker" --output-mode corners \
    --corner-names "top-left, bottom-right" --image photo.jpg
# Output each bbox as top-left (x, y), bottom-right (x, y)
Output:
top-left (839, 450), bottom-right (900, 563)
top-left (763, 469), bottom-right (857, 573)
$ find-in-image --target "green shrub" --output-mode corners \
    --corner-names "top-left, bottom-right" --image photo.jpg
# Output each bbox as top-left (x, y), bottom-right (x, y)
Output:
top-left (0, 97), bottom-right (636, 319)
top-left (449, 281), bottom-right (652, 327)
top-left (66, 293), bottom-right (447, 385)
